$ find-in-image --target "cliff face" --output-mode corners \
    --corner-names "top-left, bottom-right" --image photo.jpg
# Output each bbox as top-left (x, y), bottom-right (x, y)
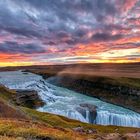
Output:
top-left (47, 75), bottom-right (140, 113)
top-left (14, 90), bottom-right (45, 109)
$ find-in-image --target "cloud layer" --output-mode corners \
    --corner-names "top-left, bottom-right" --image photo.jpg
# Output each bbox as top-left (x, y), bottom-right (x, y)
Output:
top-left (0, 0), bottom-right (140, 65)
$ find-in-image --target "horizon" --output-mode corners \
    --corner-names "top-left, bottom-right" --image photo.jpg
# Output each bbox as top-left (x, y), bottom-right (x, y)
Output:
top-left (0, 0), bottom-right (140, 66)
top-left (0, 62), bottom-right (140, 68)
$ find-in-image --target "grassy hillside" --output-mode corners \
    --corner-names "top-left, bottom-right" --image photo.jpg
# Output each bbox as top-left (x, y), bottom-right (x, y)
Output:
top-left (0, 85), bottom-right (140, 140)
top-left (0, 86), bottom-right (28, 119)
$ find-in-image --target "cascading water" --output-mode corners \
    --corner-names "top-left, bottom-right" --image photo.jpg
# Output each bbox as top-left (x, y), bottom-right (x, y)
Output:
top-left (0, 70), bottom-right (140, 128)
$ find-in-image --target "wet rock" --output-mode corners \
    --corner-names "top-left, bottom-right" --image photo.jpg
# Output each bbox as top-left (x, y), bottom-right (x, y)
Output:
top-left (76, 103), bottom-right (97, 123)
top-left (80, 103), bottom-right (97, 111)
top-left (23, 72), bottom-right (29, 75)
top-left (14, 90), bottom-right (45, 109)
top-left (76, 107), bottom-right (87, 118)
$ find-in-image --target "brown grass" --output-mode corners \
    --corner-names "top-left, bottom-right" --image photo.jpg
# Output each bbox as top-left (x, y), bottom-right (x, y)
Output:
top-left (0, 119), bottom-right (86, 140)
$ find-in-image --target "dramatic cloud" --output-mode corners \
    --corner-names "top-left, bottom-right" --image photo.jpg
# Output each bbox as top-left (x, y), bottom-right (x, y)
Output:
top-left (92, 33), bottom-right (123, 42)
top-left (0, 42), bottom-right (46, 54)
top-left (0, 0), bottom-right (140, 66)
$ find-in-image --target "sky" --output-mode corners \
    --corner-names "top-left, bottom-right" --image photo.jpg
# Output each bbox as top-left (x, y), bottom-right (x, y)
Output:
top-left (0, 0), bottom-right (140, 66)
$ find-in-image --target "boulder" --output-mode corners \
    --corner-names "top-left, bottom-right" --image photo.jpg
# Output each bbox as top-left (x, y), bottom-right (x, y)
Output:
top-left (76, 107), bottom-right (87, 118)
top-left (76, 103), bottom-right (97, 123)
top-left (14, 90), bottom-right (45, 109)
top-left (73, 127), bottom-right (85, 133)
top-left (80, 103), bottom-right (97, 111)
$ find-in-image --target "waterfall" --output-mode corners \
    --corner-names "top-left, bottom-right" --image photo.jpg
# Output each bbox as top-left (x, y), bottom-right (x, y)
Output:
top-left (85, 110), bottom-right (90, 122)
top-left (95, 110), bottom-right (140, 127)
top-left (74, 109), bottom-right (140, 127)
top-left (0, 70), bottom-right (140, 128)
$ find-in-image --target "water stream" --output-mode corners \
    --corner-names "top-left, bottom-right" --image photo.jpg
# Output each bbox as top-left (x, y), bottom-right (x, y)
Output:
top-left (0, 70), bottom-right (140, 128)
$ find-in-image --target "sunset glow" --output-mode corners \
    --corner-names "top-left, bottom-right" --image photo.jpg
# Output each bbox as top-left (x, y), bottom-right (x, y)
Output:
top-left (0, 0), bottom-right (140, 66)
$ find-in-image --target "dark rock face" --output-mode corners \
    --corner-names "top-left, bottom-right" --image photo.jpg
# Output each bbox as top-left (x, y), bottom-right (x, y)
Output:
top-left (76, 107), bottom-right (87, 118)
top-left (80, 103), bottom-right (97, 111)
top-left (76, 103), bottom-right (97, 123)
top-left (14, 90), bottom-right (45, 109)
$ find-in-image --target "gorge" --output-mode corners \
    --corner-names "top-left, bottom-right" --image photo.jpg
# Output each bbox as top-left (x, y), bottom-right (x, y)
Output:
top-left (0, 70), bottom-right (140, 128)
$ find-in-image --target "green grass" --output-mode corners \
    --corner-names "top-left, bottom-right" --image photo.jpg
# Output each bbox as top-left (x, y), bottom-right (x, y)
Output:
top-left (0, 85), bottom-right (16, 100)
top-left (22, 107), bottom-right (88, 128)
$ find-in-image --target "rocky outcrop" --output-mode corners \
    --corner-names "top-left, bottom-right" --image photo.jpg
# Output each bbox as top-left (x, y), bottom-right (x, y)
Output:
top-left (76, 103), bottom-right (97, 123)
top-left (14, 90), bottom-right (45, 109)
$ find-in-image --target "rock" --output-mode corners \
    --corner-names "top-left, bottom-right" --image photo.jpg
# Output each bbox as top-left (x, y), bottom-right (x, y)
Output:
top-left (80, 103), bottom-right (97, 111)
top-left (122, 132), bottom-right (140, 140)
top-left (14, 90), bottom-right (45, 109)
top-left (73, 127), bottom-right (85, 133)
top-left (76, 107), bottom-right (87, 118)
top-left (104, 133), bottom-right (121, 140)
top-left (86, 129), bottom-right (97, 134)
top-left (73, 127), bottom-right (97, 134)
top-left (76, 103), bottom-right (97, 123)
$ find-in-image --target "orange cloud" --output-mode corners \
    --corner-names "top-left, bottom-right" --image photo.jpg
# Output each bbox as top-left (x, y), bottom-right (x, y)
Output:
top-left (0, 53), bottom-right (32, 62)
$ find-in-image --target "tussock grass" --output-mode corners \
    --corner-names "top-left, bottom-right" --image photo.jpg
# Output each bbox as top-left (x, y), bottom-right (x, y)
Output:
top-left (0, 119), bottom-right (83, 140)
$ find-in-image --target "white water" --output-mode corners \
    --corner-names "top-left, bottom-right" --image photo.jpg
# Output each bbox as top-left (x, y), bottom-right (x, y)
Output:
top-left (0, 70), bottom-right (140, 128)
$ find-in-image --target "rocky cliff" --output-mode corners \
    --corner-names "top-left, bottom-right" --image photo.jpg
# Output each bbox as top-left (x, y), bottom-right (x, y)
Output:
top-left (14, 90), bottom-right (45, 109)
